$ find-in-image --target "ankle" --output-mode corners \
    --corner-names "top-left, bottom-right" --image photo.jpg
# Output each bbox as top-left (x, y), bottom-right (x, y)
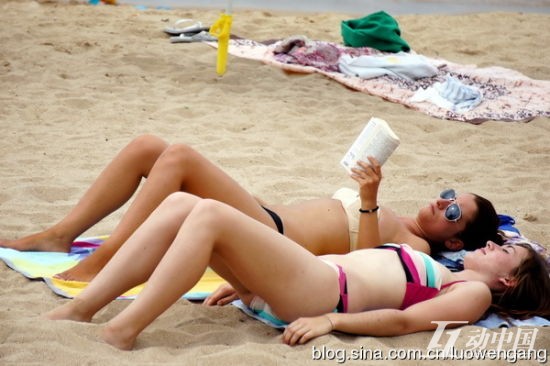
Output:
top-left (102, 321), bottom-right (138, 350)
top-left (72, 298), bottom-right (96, 322)
top-left (45, 298), bottom-right (94, 322)
top-left (47, 225), bottom-right (78, 245)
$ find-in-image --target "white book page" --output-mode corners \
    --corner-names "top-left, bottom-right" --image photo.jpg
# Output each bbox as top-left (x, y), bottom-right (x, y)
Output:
top-left (340, 117), bottom-right (400, 174)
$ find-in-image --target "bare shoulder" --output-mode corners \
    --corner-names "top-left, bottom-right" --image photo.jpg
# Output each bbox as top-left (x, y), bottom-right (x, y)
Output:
top-left (418, 282), bottom-right (491, 320)
top-left (443, 281), bottom-right (492, 301)
top-left (447, 280), bottom-right (490, 290)
top-left (379, 208), bottom-right (427, 247)
top-left (405, 236), bottom-right (431, 254)
top-left (400, 281), bottom-right (492, 332)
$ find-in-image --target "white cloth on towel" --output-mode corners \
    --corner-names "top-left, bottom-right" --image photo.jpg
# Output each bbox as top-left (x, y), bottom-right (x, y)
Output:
top-left (338, 52), bottom-right (439, 81)
top-left (410, 75), bottom-right (483, 112)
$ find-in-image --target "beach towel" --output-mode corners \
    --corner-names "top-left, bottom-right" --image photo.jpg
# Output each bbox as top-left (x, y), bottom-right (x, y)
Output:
top-left (0, 236), bottom-right (226, 300)
top-left (206, 38), bottom-right (550, 123)
top-left (233, 295), bottom-right (550, 329)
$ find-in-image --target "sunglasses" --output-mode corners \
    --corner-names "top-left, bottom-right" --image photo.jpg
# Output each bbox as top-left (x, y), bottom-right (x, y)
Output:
top-left (440, 188), bottom-right (462, 222)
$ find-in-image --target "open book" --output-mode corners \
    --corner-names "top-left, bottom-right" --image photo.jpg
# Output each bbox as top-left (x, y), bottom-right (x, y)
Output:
top-left (340, 117), bottom-right (400, 174)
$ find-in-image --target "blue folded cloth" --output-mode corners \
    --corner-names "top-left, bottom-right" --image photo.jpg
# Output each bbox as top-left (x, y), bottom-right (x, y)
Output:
top-left (498, 214), bottom-right (520, 234)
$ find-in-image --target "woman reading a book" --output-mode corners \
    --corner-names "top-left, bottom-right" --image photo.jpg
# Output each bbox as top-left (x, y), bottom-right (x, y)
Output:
top-left (1, 135), bottom-right (501, 282)
top-left (45, 193), bottom-right (550, 350)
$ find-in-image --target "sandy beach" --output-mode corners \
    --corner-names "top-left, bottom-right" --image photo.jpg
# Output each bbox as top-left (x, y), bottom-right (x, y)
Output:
top-left (0, 1), bottom-right (549, 364)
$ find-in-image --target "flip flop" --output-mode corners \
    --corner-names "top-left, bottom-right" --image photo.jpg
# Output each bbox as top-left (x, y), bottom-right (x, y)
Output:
top-left (170, 31), bottom-right (217, 43)
top-left (164, 19), bottom-right (209, 36)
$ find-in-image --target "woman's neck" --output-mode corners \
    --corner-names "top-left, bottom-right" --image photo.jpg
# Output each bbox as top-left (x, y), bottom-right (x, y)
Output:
top-left (452, 269), bottom-right (491, 284)
top-left (401, 216), bottom-right (428, 239)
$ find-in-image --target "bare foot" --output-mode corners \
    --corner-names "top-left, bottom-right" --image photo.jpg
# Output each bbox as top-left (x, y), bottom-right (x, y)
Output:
top-left (54, 242), bottom-right (117, 281)
top-left (44, 299), bottom-right (93, 322)
top-left (54, 253), bottom-right (110, 282)
top-left (0, 229), bottom-right (73, 252)
top-left (101, 322), bottom-right (137, 351)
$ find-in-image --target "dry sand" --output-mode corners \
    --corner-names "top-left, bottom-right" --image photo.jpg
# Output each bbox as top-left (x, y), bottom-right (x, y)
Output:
top-left (0, 1), bottom-right (548, 364)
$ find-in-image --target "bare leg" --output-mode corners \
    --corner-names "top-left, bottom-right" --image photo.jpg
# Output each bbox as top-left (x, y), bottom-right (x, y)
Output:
top-left (104, 198), bottom-right (339, 350)
top-left (46, 194), bottom-right (338, 350)
top-left (55, 142), bottom-right (278, 281)
top-left (45, 192), bottom-right (202, 323)
top-left (0, 135), bottom-right (168, 253)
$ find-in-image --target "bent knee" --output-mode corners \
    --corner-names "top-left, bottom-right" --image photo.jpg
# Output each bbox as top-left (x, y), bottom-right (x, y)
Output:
top-left (192, 199), bottom-right (228, 217)
top-left (158, 192), bottom-right (201, 216)
top-left (129, 134), bottom-right (169, 160)
top-left (161, 192), bottom-right (201, 211)
top-left (189, 199), bottom-right (237, 228)
top-left (158, 143), bottom-right (202, 168)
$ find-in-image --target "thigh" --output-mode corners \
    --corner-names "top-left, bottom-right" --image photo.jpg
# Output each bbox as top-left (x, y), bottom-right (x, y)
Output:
top-left (203, 202), bottom-right (340, 320)
top-left (208, 254), bottom-right (254, 302)
top-left (180, 147), bottom-right (276, 228)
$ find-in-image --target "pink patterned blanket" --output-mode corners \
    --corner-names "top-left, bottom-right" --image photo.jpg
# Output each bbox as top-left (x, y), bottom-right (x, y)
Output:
top-left (208, 39), bottom-right (550, 123)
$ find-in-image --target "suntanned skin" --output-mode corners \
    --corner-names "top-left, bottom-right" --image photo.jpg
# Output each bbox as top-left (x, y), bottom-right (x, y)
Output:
top-left (1, 135), bottom-right (474, 281)
top-left (44, 195), bottom-right (525, 350)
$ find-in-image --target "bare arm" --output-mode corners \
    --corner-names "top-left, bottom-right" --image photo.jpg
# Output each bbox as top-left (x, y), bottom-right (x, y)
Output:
top-left (352, 157), bottom-right (382, 249)
top-left (283, 281), bottom-right (491, 345)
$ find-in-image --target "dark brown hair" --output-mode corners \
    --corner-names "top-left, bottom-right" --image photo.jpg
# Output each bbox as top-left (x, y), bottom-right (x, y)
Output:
top-left (458, 194), bottom-right (503, 251)
top-left (490, 243), bottom-right (550, 320)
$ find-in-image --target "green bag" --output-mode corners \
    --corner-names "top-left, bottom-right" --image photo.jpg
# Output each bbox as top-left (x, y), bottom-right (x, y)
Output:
top-left (341, 11), bottom-right (410, 52)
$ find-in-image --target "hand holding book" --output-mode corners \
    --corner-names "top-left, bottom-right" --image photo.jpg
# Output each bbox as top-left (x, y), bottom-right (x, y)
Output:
top-left (340, 117), bottom-right (400, 174)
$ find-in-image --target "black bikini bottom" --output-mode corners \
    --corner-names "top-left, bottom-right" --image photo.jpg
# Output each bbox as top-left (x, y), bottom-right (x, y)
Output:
top-left (262, 206), bottom-right (284, 235)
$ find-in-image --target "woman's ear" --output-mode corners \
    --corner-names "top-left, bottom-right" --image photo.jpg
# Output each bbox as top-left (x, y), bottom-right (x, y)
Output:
top-left (443, 238), bottom-right (464, 251)
top-left (498, 276), bottom-right (517, 288)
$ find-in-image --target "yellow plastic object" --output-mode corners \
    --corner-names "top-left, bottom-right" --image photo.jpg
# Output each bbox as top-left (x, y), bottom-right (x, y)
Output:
top-left (209, 13), bottom-right (233, 75)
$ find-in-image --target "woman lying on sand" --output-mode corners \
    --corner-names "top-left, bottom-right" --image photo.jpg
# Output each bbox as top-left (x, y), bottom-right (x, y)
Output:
top-left (45, 192), bottom-right (550, 350)
top-left (1, 135), bottom-right (501, 281)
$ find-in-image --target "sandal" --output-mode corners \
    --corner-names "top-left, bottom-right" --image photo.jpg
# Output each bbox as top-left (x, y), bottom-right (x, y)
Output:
top-left (164, 19), bottom-right (209, 36)
top-left (170, 31), bottom-right (217, 43)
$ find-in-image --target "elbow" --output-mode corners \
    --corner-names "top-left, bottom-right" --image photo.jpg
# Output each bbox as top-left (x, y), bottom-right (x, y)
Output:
top-left (374, 310), bottom-right (411, 336)
top-left (388, 310), bottom-right (436, 336)
top-left (393, 312), bottom-right (414, 336)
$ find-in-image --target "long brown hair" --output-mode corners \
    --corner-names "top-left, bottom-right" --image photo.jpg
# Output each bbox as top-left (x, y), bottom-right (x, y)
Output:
top-left (490, 243), bottom-right (550, 320)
